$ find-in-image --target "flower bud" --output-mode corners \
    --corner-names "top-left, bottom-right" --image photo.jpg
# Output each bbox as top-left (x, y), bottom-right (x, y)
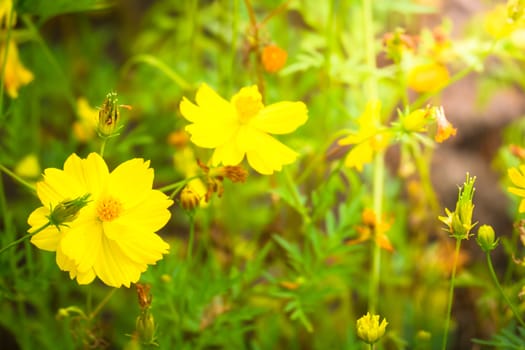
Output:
top-left (401, 108), bottom-right (431, 133)
top-left (47, 193), bottom-right (91, 230)
top-left (477, 224), bottom-right (499, 252)
top-left (261, 44), bottom-right (287, 73)
top-left (180, 186), bottom-right (200, 211)
top-left (356, 312), bottom-right (388, 344)
top-left (136, 310), bottom-right (156, 344)
top-left (97, 92), bottom-right (121, 138)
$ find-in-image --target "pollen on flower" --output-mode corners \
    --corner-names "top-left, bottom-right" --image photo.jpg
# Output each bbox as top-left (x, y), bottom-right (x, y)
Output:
top-left (232, 87), bottom-right (263, 124)
top-left (97, 196), bottom-right (123, 221)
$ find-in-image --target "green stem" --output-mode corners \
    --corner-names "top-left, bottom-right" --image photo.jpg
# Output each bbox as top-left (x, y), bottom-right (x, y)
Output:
top-left (442, 239), bottom-right (462, 350)
top-left (187, 213), bottom-right (195, 263)
top-left (120, 54), bottom-right (192, 91)
top-left (157, 175), bottom-right (202, 199)
top-left (89, 288), bottom-right (117, 320)
top-left (0, 163), bottom-right (36, 192)
top-left (21, 15), bottom-right (76, 111)
top-left (362, 0), bottom-right (383, 314)
top-left (100, 138), bottom-right (107, 158)
top-left (0, 222), bottom-right (51, 255)
top-left (486, 252), bottom-right (525, 328)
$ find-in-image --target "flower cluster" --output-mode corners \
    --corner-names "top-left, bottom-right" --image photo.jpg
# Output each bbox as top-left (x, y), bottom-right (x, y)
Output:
top-left (28, 153), bottom-right (173, 287)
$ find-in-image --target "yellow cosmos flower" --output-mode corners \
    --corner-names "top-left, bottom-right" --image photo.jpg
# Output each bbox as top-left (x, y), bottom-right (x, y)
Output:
top-left (1, 41), bottom-right (34, 98)
top-left (28, 153), bottom-right (172, 287)
top-left (508, 165), bottom-right (525, 212)
top-left (339, 101), bottom-right (391, 171)
top-left (179, 84), bottom-right (308, 175)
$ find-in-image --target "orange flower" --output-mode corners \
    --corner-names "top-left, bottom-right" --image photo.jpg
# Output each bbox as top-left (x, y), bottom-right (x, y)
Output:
top-left (261, 44), bottom-right (287, 73)
top-left (434, 106), bottom-right (456, 143)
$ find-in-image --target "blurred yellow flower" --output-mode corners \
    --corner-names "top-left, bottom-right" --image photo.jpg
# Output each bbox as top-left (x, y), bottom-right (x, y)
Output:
top-left (0, 0), bottom-right (14, 28)
top-left (14, 153), bottom-right (40, 178)
top-left (180, 84), bottom-right (308, 175)
top-left (73, 97), bottom-right (98, 142)
top-left (508, 165), bottom-right (525, 212)
top-left (407, 62), bottom-right (450, 93)
top-left (1, 41), bottom-right (33, 98)
top-left (28, 153), bottom-right (172, 287)
top-left (338, 101), bottom-right (391, 171)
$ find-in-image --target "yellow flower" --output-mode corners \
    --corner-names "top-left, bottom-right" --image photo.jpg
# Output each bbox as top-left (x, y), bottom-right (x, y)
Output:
top-left (73, 97), bottom-right (98, 142)
top-left (508, 165), bottom-right (525, 212)
top-left (338, 101), bottom-right (391, 171)
top-left (356, 312), bottom-right (388, 344)
top-left (1, 40), bottom-right (33, 98)
top-left (179, 84), bottom-right (308, 175)
top-left (14, 153), bottom-right (40, 178)
top-left (28, 153), bottom-right (172, 287)
top-left (407, 62), bottom-right (450, 93)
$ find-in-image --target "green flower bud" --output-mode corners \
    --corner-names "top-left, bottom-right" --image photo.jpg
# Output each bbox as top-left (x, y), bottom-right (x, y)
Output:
top-left (97, 92), bottom-right (121, 138)
top-left (477, 224), bottom-right (499, 252)
top-left (136, 310), bottom-right (156, 344)
top-left (439, 174), bottom-right (477, 240)
top-left (356, 312), bottom-right (388, 344)
top-left (47, 194), bottom-right (91, 230)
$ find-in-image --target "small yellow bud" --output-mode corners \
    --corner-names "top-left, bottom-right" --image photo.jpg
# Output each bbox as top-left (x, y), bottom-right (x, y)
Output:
top-left (180, 186), bottom-right (200, 211)
top-left (401, 108), bottom-right (431, 133)
top-left (356, 312), bottom-right (388, 344)
top-left (477, 225), bottom-right (499, 252)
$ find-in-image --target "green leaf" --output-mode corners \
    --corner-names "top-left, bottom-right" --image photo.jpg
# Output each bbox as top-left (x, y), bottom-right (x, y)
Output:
top-left (17, 0), bottom-right (115, 19)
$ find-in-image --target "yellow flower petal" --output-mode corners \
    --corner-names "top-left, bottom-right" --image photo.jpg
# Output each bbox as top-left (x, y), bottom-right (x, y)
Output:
top-left (237, 127), bottom-right (297, 174)
top-left (29, 207), bottom-right (61, 251)
top-left (185, 120), bottom-right (238, 148)
top-left (94, 237), bottom-right (146, 288)
top-left (108, 158), bottom-right (153, 208)
top-left (211, 134), bottom-right (245, 166)
top-left (509, 167), bottom-right (525, 188)
top-left (250, 101), bottom-right (308, 134)
top-left (508, 187), bottom-right (525, 197)
top-left (64, 152), bottom-right (109, 196)
top-left (60, 213), bottom-right (102, 272)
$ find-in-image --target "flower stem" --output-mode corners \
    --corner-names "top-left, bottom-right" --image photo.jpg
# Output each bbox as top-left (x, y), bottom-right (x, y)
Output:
top-left (0, 163), bottom-right (36, 192)
top-left (442, 239), bottom-right (462, 350)
top-left (89, 288), bottom-right (117, 320)
top-left (100, 138), bottom-right (107, 158)
top-left (362, 0), bottom-right (383, 314)
top-left (187, 213), bottom-right (196, 263)
top-left (243, 0), bottom-right (265, 100)
top-left (486, 252), bottom-right (525, 328)
top-left (0, 222), bottom-right (51, 255)
top-left (157, 175), bottom-right (201, 199)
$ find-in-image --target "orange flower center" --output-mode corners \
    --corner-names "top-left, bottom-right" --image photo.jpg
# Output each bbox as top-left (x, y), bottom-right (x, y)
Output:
top-left (96, 196), bottom-right (123, 222)
top-left (233, 87), bottom-right (263, 124)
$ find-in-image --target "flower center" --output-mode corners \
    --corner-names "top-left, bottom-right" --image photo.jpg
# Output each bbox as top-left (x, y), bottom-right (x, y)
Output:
top-left (232, 86), bottom-right (263, 124)
top-left (96, 196), bottom-right (123, 222)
